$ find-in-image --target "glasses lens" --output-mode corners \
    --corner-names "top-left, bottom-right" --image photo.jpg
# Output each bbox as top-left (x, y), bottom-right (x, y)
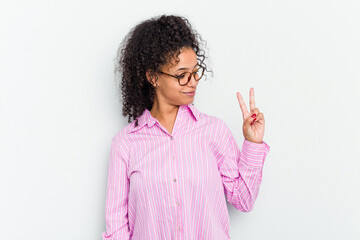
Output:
top-left (194, 67), bottom-right (204, 80)
top-left (179, 72), bottom-right (191, 85)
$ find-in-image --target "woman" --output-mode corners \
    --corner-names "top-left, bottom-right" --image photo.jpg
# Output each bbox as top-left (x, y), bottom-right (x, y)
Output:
top-left (102, 15), bottom-right (270, 240)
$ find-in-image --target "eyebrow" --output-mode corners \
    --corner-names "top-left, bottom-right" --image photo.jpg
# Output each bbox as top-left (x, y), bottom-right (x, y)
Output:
top-left (175, 63), bottom-right (198, 71)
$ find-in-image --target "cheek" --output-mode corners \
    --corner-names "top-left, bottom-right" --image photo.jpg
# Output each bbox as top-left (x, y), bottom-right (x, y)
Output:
top-left (159, 83), bottom-right (181, 97)
top-left (165, 81), bottom-right (182, 94)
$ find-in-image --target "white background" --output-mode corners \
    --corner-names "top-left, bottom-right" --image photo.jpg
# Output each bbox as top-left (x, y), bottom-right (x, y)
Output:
top-left (1, 0), bottom-right (359, 239)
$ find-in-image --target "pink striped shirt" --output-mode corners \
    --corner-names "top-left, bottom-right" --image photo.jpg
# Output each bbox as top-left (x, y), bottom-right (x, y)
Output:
top-left (102, 103), bottom-right (270, 240)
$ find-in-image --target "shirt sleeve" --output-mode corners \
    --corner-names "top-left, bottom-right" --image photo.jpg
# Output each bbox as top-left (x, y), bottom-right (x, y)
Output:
top-left (215, 121), bottom-right (270, 212)
top-left (101, 135), bottom-right (131, 240)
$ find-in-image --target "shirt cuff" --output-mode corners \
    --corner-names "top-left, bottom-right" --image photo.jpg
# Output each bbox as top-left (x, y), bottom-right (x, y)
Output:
top-left (241, 139), bottom-right (271, 167)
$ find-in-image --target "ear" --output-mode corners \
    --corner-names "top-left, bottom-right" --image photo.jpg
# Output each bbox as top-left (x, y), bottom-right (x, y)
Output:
top-left (146, 69), bottom-right (158, 88)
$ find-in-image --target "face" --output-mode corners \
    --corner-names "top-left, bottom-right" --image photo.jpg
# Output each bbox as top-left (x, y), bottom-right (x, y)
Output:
top-left (148, 47), bottom-right (200, 107)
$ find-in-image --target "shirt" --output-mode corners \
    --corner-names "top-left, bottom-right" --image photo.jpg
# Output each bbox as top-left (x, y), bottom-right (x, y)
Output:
top-left (101, 103), bottom-right (270, 240)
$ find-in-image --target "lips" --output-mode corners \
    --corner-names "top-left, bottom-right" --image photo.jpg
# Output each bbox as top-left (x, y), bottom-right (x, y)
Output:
top-left (182, 91), bottom-right (196, 96)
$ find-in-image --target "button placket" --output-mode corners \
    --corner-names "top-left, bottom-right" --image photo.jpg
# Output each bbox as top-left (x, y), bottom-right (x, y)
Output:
top-left (169, 134), bottom-right (183, 238)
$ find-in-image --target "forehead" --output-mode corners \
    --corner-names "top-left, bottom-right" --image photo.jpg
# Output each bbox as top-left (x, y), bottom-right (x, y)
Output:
top-left (163, 47), bottom-right (197, 71)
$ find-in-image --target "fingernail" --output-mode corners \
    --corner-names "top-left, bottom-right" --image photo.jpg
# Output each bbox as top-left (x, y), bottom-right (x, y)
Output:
top-left (252, 114), bottom-right (256, 118)
top-left (253, 118), bottom-right (256, 122)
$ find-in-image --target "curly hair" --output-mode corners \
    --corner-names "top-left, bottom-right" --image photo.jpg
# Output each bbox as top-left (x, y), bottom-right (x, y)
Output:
top-left (114, 15), bottom-right (210, 127)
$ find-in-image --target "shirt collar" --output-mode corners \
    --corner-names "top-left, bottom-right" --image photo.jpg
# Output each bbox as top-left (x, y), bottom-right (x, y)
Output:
top-left (128, 103), bottom-right (200, 134)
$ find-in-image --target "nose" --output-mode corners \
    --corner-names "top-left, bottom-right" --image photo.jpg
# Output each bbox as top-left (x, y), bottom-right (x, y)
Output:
top-left (187, 73), bottom-right (198, 86)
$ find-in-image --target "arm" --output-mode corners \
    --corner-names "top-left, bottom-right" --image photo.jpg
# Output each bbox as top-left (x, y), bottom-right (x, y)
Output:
top-left (101, 135), bottom-right (131, 240)
top-left (216, 122), bottom-right (270, 212)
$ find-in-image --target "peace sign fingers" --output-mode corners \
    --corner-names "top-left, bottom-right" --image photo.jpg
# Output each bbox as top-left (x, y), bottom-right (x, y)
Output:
top-left (236, 87), bottom-right (265, 144)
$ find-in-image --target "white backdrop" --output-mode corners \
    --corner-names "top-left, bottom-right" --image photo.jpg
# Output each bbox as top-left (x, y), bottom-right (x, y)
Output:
top-left (1, 0), bottom-right (359, 239)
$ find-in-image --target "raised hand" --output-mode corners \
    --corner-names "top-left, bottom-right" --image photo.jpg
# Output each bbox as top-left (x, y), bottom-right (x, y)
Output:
top-left (236, 88), bottom-right (265, 144)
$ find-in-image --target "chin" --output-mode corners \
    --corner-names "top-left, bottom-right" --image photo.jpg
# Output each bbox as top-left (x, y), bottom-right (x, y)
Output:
top-left (184, 99), bottom-right (194, 105)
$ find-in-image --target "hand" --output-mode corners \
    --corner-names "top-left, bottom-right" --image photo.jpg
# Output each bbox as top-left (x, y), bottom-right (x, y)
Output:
top-left (236, 88), bottom-right (265, 144)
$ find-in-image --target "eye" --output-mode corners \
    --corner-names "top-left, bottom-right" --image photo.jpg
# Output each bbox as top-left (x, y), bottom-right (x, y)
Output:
top-left (175, 73), bottom-right (186, 79)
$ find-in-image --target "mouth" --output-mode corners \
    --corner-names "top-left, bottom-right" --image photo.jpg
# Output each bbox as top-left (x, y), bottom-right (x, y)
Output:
top-left (182, 91), bottom-right (196, 96)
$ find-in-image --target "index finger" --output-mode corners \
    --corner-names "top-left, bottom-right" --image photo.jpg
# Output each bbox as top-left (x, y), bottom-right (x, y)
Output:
top-left (236, 92), bottom-right (249, 117)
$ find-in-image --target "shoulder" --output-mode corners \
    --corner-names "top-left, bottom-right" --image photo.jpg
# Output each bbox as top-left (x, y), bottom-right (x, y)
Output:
top-left (197, 111), bottom-right (231, 136)
top-left (202, 109), bottom-right (228, 125)
top-left (110, 123), bottom-right (134, 154)
top-left (204, 112), bottom-right (226, 125)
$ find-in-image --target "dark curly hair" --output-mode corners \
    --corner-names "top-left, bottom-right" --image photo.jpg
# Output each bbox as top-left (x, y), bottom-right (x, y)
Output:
top-left (114, 15), bottom-right (210, 127)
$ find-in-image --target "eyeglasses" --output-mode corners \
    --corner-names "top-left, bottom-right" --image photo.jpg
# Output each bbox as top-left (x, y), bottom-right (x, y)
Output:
top-left (159, 65), bottom-right (205, 86)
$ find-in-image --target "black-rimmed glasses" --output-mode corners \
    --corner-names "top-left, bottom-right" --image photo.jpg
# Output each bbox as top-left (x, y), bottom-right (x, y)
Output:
top-left (159, 65), bottom-right (205, 86)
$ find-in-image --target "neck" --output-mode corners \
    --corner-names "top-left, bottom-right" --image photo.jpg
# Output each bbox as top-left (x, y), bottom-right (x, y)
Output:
top-left (150, 100), bottom-right (180, 123)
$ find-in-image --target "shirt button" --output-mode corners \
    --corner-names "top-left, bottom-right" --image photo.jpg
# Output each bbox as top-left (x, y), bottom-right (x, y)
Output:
top-left (173, 178), bottom-right (177, 182)
top-left (173, 155), bottom-right (175, 159)
top-left (176, 201), bottom-right (180, 206)
top-left (170, 136), bottom-right (174, 140)
top-left (178, 226), bottom-right (181, 230)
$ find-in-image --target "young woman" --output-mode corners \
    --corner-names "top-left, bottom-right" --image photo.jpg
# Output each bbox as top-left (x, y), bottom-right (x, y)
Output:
top-left (102, 15), bottom-right (270, 240)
